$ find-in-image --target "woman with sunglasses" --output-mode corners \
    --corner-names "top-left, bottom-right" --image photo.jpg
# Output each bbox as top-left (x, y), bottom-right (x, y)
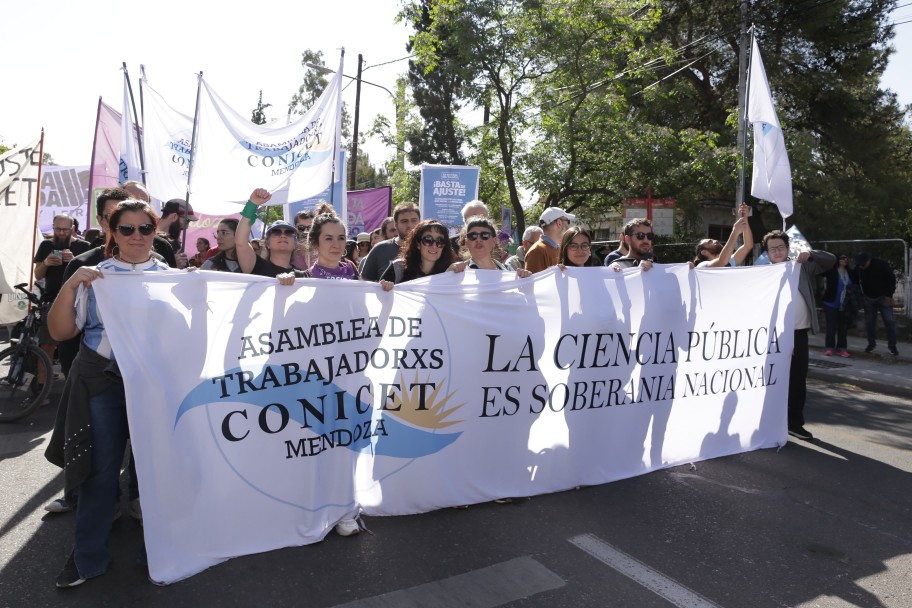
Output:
top-left (821, 253), bottom-right (854, 357)
top-left (448, 216), bottom-right (532, 278)
top-left (236, 188), bottom-right (307, 278)
top-left (201, 219), bottom-right (241, 272)
top-left (559, 227), bottom-right (598, 268)
top-left (379, 219), bottom-right (455, 286)
top-left (46, 200), bottom-right (173, 588)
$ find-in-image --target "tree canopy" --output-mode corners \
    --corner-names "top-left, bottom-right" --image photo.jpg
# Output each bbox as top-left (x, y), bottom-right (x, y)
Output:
top-left (399, 0), bottom-right (911, 242)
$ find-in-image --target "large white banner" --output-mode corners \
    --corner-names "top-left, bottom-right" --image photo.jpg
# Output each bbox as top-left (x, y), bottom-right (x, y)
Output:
top-left (0, 140), bottom-right (42, 324)
top-left (188, 57), bottom-right (343, 215)
top-left (141, 79), bottom-right (194, 204)
top-left (94, 264), bottom-right (797, 583)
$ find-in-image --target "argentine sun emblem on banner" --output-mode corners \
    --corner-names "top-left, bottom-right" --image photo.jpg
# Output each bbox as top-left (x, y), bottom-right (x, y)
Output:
top-left (188, 57), bottom-right (344, 216)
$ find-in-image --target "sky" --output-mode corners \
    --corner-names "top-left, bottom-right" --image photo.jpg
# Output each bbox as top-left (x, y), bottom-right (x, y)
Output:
top-left (1, 1), bottom-right (910, 169)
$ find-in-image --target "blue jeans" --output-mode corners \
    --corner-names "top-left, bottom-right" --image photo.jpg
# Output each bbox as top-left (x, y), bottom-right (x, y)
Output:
top-left (73, 383), bottom-right (130, 579)
top-left (863, 296), bottom-right (897, 351)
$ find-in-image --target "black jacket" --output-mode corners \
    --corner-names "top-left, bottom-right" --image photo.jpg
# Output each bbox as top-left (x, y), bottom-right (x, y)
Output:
top-left (856, 258), bottom-right (896, 299)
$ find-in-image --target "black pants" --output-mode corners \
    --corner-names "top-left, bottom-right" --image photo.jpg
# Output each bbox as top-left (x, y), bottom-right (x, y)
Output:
top-left (788, 329), bottom-right (810, 428)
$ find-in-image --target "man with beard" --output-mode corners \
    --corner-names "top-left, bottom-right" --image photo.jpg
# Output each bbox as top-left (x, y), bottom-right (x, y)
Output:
top-left (33, 214), bottom-right (90, 383)
top-left (360, 202), bottom-right (421, 281)
top-left (157, 199), bottom-right (198, 269)
top-left (609, 218), bottom-right (657, 271)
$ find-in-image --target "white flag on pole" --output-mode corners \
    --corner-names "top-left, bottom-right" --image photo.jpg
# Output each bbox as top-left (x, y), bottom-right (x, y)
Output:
top-left (141, 79), bottom-right (194, 204)
top-left (748, 37), bottom-right (793, 222)
top-left (120, 70), bottom-right (143, 185)
top-left (188, 56), bottom-right (344, 215)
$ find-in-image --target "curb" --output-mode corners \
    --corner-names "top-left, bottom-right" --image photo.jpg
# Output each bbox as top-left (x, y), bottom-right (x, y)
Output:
top-left (807, 367), bottom-right (910, 400)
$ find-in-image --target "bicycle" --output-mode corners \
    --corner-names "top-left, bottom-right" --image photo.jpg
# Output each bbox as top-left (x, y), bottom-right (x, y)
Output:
top-left (0, 283), bottom-right (54, 422)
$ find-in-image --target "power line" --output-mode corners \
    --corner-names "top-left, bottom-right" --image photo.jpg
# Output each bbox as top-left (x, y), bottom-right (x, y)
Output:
top-left (365, 55), bottom-right (414, 70)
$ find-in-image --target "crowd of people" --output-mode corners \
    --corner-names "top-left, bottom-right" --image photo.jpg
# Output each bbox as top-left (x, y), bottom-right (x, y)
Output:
top-left (31, 184), bottom-right (901, 589)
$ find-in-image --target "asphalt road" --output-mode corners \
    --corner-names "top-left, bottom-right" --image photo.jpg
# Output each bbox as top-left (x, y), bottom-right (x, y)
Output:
top-left (1, 378), bottom-right (911, 608)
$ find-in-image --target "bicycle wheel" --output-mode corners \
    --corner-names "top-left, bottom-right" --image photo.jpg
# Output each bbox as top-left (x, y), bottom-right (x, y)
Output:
top-left (0, 345), bottom-right (53, 423)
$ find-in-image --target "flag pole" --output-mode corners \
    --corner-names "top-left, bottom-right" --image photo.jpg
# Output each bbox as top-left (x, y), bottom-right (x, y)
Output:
top-left (329, 48), bottom-right (345, 206)
top-left (123, 63), bottom-right (146, 185)
top-left (29, 130), bottom-right (46, 295)
top-left (86, 97), bottom-right (102, 229)
top-left (139, 64), bottom-right (147, 180)
top-left (182, 71), bottom-right (204, 255)
top-left (734, 0), bottom-right (751, 209)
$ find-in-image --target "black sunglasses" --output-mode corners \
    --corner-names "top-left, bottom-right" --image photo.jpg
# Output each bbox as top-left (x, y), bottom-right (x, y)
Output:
top-left (633, 231), bottom-right (654, 241)
top-left (420, 236), bottom-right (447, 247)
top-left (466, 231), bottom-right (494, 241)
top-left (269, 228), bottom-right (297, 237)
top-left (115, 223), bottom-right (155, 237)
top-left (296, 225), bottom-right (310, 232)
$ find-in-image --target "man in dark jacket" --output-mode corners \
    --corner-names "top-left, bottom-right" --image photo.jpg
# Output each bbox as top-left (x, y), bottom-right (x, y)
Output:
top-left (854, 252), bottom-right (899, 356)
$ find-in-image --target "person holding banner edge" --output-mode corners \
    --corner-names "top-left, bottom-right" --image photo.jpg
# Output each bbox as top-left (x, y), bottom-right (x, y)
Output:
top-left (236, 189), bottom-right (307, 278)
top-left (379, 219), bottom-right (456, 286)
top-left (45, 200), bottom-right (173, 588)
top-left (762, 230), bottom-right (835, 441)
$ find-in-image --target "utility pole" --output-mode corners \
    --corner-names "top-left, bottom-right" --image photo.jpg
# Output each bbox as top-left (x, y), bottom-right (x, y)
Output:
top-left (349, 54), bottom-right (363, 192)
top-left (735, 0), bottom-right (750, 207)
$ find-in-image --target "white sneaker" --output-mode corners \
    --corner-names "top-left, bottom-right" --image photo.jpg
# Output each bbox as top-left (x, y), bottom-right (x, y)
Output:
top-left (44, 498), bottom-right (72, 513)
top-left (130, 498), bottom-right (143, 522)
top-left (334, 518), bottom-right (360, 537)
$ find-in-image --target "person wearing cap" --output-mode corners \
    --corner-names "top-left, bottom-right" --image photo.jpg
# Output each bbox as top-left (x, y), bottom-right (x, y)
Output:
top-left (854, 252), bottom-right (899, 356)
top-left (356, 232), bottom-right (372, 257)
top-left (236, 189), bottom-right (307, 278)
top-left (525, 207), bottom-right (575, 273)
top-left (157, 199), bottom-right (199, 269)
top-left (762, 230), bottom-right (835, 441)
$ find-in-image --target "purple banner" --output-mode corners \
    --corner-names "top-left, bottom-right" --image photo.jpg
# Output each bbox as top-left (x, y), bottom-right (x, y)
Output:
top-left (346, 186), bottom-right (392, 238)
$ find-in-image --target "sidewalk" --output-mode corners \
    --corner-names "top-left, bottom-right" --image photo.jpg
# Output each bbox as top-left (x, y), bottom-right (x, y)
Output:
top-left (807, 331), bottom-right (911, 399)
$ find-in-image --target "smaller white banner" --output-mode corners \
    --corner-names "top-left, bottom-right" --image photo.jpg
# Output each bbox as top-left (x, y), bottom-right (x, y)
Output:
top-left (142, 80), bottom-right (194, 204)
top-left (188, 58), bottom-right (343, 215)
top-left (0, 140), bottom-right (42, 324)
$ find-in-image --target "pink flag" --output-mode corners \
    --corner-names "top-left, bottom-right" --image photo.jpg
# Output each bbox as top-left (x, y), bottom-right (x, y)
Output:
top-left (86, 100), bottom-right (123, 228)
top-left (346, 186), bottom-right (392, 238)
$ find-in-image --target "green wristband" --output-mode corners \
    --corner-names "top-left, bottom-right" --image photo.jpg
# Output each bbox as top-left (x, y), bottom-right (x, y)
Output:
top-left (240, 200), bottom-right (258, 222)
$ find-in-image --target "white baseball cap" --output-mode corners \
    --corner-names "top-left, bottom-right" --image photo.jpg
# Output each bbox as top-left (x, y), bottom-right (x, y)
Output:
top-left (539, 207), bottom-right (576, 226)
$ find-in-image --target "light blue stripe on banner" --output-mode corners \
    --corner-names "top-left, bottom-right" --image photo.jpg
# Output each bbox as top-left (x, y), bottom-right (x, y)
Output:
top-left (569, 534), bottom-right (722, 608)
top-left (330, 556), bottom-right (564, 608)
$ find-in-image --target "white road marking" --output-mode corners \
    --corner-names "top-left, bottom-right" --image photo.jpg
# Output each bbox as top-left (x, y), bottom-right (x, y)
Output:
top-left (569, 533), bottom-right (723, 608)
